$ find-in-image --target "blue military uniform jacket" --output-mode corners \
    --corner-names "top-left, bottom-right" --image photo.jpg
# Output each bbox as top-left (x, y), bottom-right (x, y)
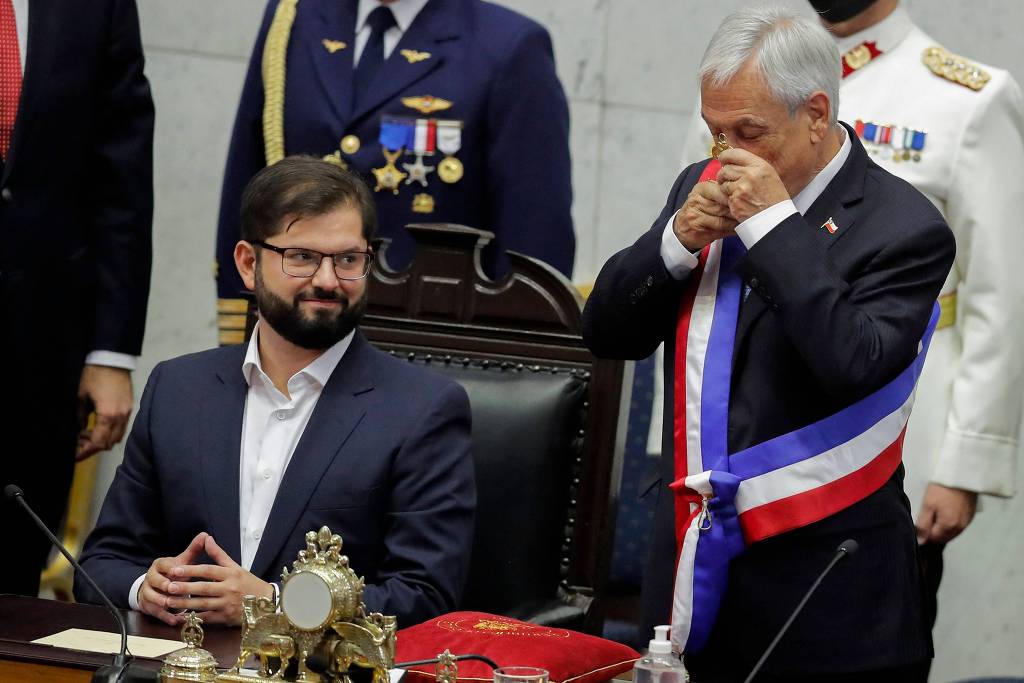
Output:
top-left (217, 0), bottom-right (574, 342)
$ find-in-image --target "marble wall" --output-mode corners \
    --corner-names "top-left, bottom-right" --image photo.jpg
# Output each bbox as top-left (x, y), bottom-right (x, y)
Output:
top-left (88, 1), bottom-right (1023, 680)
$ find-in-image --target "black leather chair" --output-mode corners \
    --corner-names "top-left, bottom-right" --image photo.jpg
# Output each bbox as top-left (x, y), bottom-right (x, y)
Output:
top-left (362, 224), bottom-right (629, 634)
top-left (244, 224), bottom-right (630, 634)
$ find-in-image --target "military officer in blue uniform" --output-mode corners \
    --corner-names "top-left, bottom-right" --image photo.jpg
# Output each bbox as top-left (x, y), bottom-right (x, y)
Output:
top-left (216, 0), bottom-right (575, 343)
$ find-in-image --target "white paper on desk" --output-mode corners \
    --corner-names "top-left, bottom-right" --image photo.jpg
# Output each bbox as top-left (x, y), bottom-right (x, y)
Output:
top-left (31, 628), bottom-right (184, 659)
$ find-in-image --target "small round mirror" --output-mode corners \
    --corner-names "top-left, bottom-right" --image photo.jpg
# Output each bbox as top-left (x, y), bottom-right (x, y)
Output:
top-left (282, 571), bottom-right (333, 631)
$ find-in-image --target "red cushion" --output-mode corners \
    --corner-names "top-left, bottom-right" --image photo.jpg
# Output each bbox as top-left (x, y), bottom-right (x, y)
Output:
top-left (395, 612), bottom-right (639, 683)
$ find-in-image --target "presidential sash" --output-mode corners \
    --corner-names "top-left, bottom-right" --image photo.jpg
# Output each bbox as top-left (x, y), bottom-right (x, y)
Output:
top-left (669, 161), bottom-right (939, 653)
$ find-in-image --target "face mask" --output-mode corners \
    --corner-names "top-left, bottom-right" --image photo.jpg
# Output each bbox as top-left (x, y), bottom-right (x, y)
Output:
top-left (807, 0), bottom-right (878, 23)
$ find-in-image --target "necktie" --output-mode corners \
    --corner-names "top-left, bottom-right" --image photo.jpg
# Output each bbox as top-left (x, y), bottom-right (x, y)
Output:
top-left (0, 0), bottom-right (21, 158)
top-left (353, 5), bottom-right (397, 107)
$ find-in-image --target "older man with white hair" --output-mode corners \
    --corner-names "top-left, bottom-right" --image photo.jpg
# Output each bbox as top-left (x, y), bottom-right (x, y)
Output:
top-left (584, 5), bottom-right (953, 682)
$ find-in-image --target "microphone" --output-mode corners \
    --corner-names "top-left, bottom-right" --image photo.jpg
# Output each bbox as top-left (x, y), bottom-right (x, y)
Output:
top-left (4, 484), bottom-right (156, 683)
top-left (742, 539), bottom-right (859, 683)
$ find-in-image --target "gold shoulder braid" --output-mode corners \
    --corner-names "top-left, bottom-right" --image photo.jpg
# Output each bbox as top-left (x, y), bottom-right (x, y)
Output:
top-left (922, 46), bottom-right (990, 91)
top-left (262, 0), bottom-right (299, 165)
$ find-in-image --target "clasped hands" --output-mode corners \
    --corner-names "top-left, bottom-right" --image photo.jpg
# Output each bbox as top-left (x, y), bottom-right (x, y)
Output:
top-left (673, 147), bottom-right (791, 252)
top-left (138, 532), bottom-right (273, 626)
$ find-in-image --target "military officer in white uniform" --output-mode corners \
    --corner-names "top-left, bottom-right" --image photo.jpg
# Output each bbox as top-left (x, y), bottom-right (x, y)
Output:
top-left (673, 0), bottom-right (1023, 638)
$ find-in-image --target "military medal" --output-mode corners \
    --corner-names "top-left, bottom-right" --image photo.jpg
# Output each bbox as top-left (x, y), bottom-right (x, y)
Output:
top-left (403, 155), bottom-right (435, 186)
top-left (854, 119), bottom-right (927, 163)
top-left (436, 120), bottom-right (464, 183)
top-left (412, 193), bottom-right (435, 214)
top-left (371, 148), bottom-right (407, 194)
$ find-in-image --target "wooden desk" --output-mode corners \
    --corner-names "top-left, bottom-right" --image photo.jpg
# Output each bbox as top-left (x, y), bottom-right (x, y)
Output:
top-left (0, 594), bottom-right (242, 681)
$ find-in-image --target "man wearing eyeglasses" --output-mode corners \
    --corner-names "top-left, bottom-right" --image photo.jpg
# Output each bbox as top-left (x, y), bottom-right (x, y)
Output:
top-left (75, 156), bottom-right (476, 628)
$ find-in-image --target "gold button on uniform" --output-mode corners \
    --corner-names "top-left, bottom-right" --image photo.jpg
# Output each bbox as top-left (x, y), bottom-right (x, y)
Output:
top-left (340, 135), bottom-right (361, 154)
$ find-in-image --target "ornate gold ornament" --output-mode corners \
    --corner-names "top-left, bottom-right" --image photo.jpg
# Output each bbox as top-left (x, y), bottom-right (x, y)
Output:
top-left (161, 612), bottom-right (218, 682)
top-left (321, 39), bottom-right (347, 54)
top-left (401, 96), bottom-right (453, 115)
top-left (399, 49), bottom-right (432, 64)
top-left (372, 148), bottom-right (408, 194)
top-left (710, 132), bottom-right (731, 160)
top-left (212, 527), bottom-right (397, 683)
top-left (922, 46), bottom-right (990, 91)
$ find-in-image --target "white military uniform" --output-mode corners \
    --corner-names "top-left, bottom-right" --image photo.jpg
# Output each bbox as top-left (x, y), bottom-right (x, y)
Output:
top-left (673, 5), bottom-right (1024, 516)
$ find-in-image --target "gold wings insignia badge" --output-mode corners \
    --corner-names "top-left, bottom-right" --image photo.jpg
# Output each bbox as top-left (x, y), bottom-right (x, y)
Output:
top-left (400, 49), bottom-right (432, 64)
top-left (321, 39), bottom-right (347, 54)
top-left (401, 95), bottom-right (453, 114)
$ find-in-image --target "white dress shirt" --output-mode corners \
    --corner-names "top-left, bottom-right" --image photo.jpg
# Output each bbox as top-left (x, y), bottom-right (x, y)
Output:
top-left (8, 0), bottom-right (136, 370)
top-left (128, 324), bottom-right (354, 609)
top-left (660, 130), bottom-right (852, 279)
top-left (353, 0), bottom-right (429, 64)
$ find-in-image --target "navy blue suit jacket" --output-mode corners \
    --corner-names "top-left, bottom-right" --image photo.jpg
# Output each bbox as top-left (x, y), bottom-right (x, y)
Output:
top-left (216, 0), bottom-right (574, 302)
top-left (583, 127), bottom-right (955, 677)
top-left (75, 332), bottom-right (476, 627)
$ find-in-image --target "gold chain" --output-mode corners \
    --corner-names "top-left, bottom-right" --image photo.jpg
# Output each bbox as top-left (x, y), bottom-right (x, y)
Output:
top-left (261, 0), bottom-right (299, 165)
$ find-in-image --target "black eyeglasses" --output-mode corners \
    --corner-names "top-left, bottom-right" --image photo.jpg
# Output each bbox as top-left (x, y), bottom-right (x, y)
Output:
top-left (253, 241), bottom-right (375, 280)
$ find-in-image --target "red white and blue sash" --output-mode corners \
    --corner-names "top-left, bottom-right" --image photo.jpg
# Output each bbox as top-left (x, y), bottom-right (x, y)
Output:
top-left (668, 162), bottom-right (939, 653)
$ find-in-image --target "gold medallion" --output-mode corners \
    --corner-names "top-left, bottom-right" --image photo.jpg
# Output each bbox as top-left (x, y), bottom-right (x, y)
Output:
top-left (412, 193), bottom-right (435, 214)
top-left (710, 132), bottom-right (731, 159)
top-left (438, 156), bottom-right (463, 183)
top-left (340, 134), bottom-right (360, 155)
top-left (371, 148), bottom-right (407, 194)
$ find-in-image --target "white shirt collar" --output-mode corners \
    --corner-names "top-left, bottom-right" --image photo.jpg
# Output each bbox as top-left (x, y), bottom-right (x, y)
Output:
top-left (792, 128), bottom-right (852, 215)
top-left (242, 321), bottom-right (355, 390)
top-left (356, 0), bottom-right (429, 34)
top-left (835, 5), bottom-right (913, 56)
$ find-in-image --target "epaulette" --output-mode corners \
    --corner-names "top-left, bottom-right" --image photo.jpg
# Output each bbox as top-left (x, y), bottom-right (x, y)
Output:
top-left (922, 46), bottom-right (990, 91)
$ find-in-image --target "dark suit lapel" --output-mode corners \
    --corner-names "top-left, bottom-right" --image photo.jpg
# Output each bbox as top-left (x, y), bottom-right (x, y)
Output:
top-left (249, 333), bottom-right (375, 578)
top-left (733, 125), bottom-right (867, 351)
top-left (2, 0), bottom-right (54, 182)
top-left (349, 0), bottom-right (457, 125)
top-left (302, 0), bottom-right (358, 124)
top-left (198, 347), bottom-right (249, 563)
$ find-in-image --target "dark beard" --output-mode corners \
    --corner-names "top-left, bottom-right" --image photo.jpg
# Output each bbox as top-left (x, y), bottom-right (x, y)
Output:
top-left (254, 267), bottom-right (367, 350)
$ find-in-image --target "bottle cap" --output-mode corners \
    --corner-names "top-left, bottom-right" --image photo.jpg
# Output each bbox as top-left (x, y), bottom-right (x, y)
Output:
top-left (648, 624), bottom-right (672, 655)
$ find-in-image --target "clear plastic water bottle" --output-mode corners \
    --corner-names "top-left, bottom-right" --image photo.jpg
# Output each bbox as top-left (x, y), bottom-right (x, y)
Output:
top-left (633, 625), bottom-right (689, 683)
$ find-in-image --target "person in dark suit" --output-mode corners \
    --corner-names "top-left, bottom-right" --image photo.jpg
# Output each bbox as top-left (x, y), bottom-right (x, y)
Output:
top-left (76, 157), bottom-right (475, 628)
top-left (0, 0), bottom-right (153, 596)
top-left (583, 7), bottom-right (953, 682)
top-left (215, 0), bottom-right (574, 345)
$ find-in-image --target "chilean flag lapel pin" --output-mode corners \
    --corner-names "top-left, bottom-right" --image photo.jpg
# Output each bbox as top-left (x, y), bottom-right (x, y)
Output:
top-left (821, 216), bottom-right (839, 234)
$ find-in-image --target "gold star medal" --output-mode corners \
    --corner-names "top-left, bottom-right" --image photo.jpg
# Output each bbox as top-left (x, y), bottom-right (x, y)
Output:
top-left (371, 148), bottom-right (407, 194)
top-left (436, 120), bottom-right (464, 184)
